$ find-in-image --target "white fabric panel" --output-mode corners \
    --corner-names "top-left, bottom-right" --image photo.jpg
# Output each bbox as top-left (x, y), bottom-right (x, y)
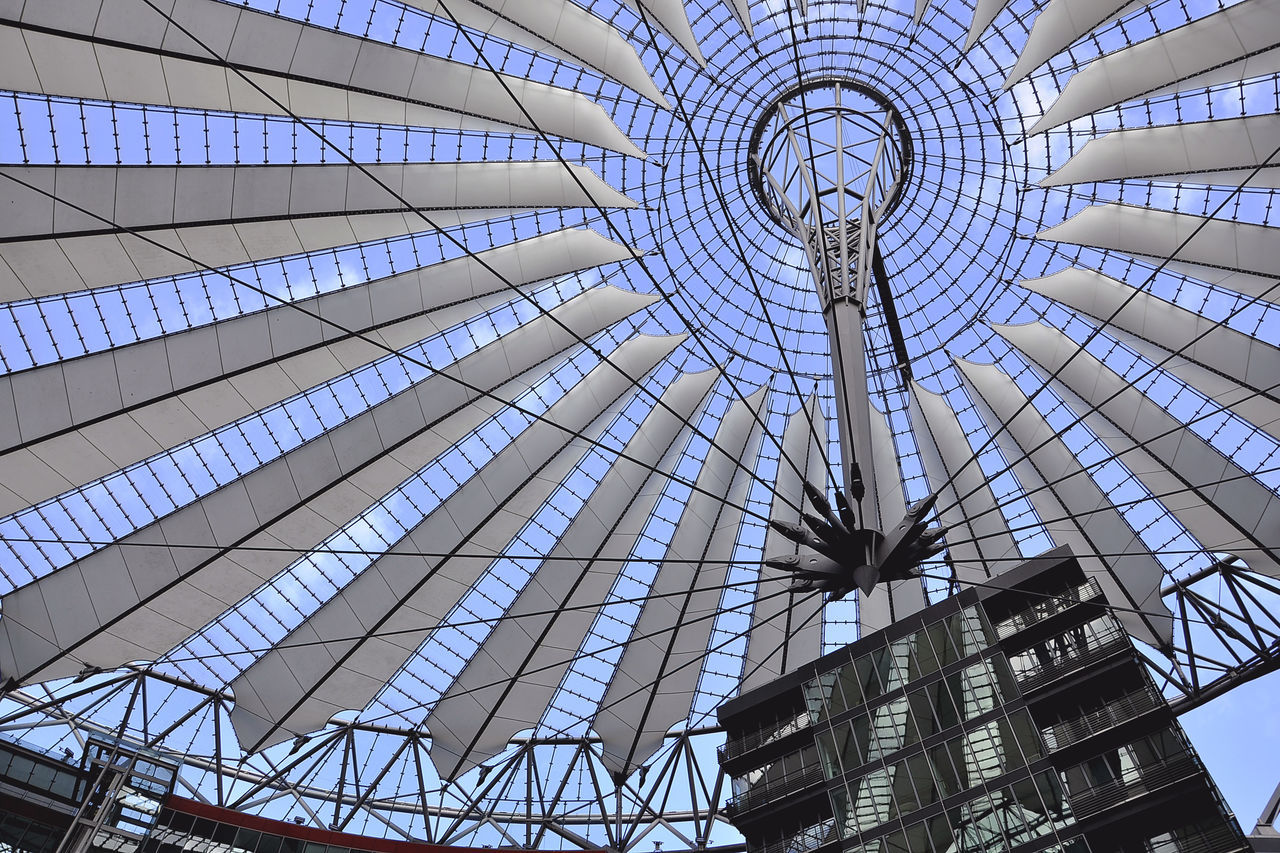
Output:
top-left (594, 386), bottom-right (770, 777)
top-left (741, 394), bottom-right (827, 693)
top-left (994, 321), bottom-right (1280, 577)
top-left (0, 208), bottom-right (509, 301)
top-left (1029, 0), bottom-right (1280, 134)
top-left (0, 162), bottom-right (633, 300)
top-left (621, 0), bottom-right (706, 66)
top-left (725, 0), bottom-right (754, 36)
top-left (403, 0), bottom-right (669, 108)
top-left (955, 358), bottom-right (1175, 648)
top-left (1005, 0), bottom-right (1150, 87)
top-left (0, 289), bottom-right (512, 520)
top-left (858, 406), bottom-right (927, 635)
top-left (1021, 268), bottom-right (1280, 443)
top-left (0, 288), bottom-right (656, 687)
top-left (1037, 204), bottom-right (1280, 306)
top-left (909, 383), bottom-right (1019, 583)
top-left (1043, 116), bottom-right (1280, 187)
top-left (965, 0), bottom-right (1013, 50)
top-left (229, 332), bottom-right (683, 752)
top-left (0, 229), bottom-right (639, 511)
top-left (0, 1), bottom-right (643, 157)
top-left (426, 368), bottom-right (718, 781)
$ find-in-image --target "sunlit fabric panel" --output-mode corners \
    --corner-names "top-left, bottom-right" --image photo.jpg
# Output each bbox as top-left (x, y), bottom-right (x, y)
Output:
top-left (594, 386), bottom-right (769, 777)
top-left (909, 383), bottom-right (1019, 583)
top-left (1030, 0), bottom-right (1280, 134)
top-left (1005, 0), bottom-right (1152, 87)
top-left (402, 0), bottom-right (670, 107)
top-left (229, 331), bottom-right (684, 752)
top-left (1042, 116), bottom-right (1280, 188)
top-left (858, 407), bottom-right (927, 635)
top-left (622, 0), bottom-right (706, 66)
top-left (1036, 204), bottom-right (1280, 306)
top-left (1020, 269), bottom-right (1280, 445)
top-left (0, 229), bottom-right (638, 514)
top-left (0, 287), bottom-right (656, 688)
top-left (955, 358), bottom-right (1174, 649)
top-left (965, 0), bottom-right (1015, 50)
top-left (0, 162), bottom-right (633, 300)
top-left (741, 394), bottom-right (826, 693)
top-left (994, 321), bottom-right (1280, 578)
top-left (426, 368), bottom-right (719, 781)
top-left (725, 0), bottom-right (754, 35)
top-left (0, 0), bottom-right (643, 157)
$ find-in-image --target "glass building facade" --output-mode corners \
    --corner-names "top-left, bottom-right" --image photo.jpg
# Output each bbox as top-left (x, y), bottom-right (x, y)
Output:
top-left (717, 548), bottom-right (1248, 853)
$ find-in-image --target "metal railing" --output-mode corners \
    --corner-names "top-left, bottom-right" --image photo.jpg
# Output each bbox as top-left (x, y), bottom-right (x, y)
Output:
top-left (995, 579), bottom-right (1104, 640)
top-left (751, 817), bottom-right (840, 853)
top-left (720, 714), bottom-right (813, 763)
top-left (1013, 625), bottom-right (1127, 692)
top-left (1066, 756), bottom-right (1198, 820)
top-left (1041, 689), bottom-right (1166, 751)
top-left (1145, 824), bottom-right (1250, 853)
top-left (725, 765), bottom-right (825, 815)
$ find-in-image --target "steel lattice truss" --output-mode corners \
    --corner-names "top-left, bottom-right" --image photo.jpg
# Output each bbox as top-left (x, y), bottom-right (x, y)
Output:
top-left (0, 0), bottom-right (1277, 849)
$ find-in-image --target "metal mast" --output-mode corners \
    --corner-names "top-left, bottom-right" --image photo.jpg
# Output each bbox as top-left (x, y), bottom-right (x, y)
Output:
top-left (750, 80), bottom-right (911, 530)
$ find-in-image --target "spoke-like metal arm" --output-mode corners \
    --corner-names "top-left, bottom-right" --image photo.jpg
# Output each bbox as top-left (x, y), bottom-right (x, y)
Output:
top-left (766, 483), bottom-right (947, 599)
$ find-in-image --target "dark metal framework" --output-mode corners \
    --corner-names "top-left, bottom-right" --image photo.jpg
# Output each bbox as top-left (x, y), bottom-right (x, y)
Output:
top-left (0, 0), bottom-right (1275, 849)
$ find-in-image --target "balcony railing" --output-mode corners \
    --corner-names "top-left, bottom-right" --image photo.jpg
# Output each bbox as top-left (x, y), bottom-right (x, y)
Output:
top-left (1013, 625), bottom-right (1127, 692)
top-left (725, 765), bottom-right (825, 816)
top-left (1041, 689), bottom-right (1166, 751)
top-left (750, 817), bottom-right (840, 853)
top-left (720, 713), bottom-right (812, 763)
top-left (995, 579), bottom-right (1104, 640)
top-left (1146, 823), bottom-right (1250, 853)
top-left (1066, 755), bottom-right (1198, 820)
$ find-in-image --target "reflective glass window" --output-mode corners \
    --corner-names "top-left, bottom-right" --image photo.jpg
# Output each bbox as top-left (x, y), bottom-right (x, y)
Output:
top-left (886, 636), bottom-right (912, 692)
top-left (851, 715), bottom-right (877, 766)
top-left (883, 829), bottom-right (909, 853)
top-left (930, 620), bottom-right (961, 669)
top-left (868, 696), bottom-right (915, 760)
top-left (816, 729), bottom-right (841, 779)
top-left (1009, 776), bottom-right (1053, 844)
top-left (989, 654), bottom-right (1019, 699)
top-left (929, 676), bottom-right (961, 730)
top-left (855, 654), bottom-right (883, 705)
top-left (927, 815), bottom-right (953, 853)
top-left (851, 768), bottom-right (894, 835)
top-left (929, 740), bottom-right (965, 798)
top-left (958, 793), bottom-right (1005, 853)
top-left (908, 689), bottom-right (936, 742)
top-left (996, 717), bottom-right (1028, 771)
top-left (909, 630), bottom-right (940, 680)
top-left (905, 751), bottom-right (937, 810)
top-left (903, 821), bottom-right (932, 853)
top-left (961, 721), bottom-right (1006, 783)
top-left (871, 646), bottom-right (897, 697)
top-left (1036, 771), bottom-right (1072, 822)
top-left (958, 659), bottom-right (999, 720)
top-left (234, 831), bottom-right (261, 853)
top-left (836, 660), bottom-right (865, 714)
top-left (1009, 709), bottom-right (1043, 763)
top-left (804, 672), bottom-right (836, 722)
top-left (831, 785), bottom-right (853, 837)
top-left (887, 758), bottom-right (919, 817)
top-left (962, 604), bottom-right (988, 650)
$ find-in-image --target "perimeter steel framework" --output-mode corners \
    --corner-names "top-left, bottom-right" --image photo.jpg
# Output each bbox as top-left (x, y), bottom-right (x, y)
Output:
top-left (0, 0), bottom-right (1277, 850)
